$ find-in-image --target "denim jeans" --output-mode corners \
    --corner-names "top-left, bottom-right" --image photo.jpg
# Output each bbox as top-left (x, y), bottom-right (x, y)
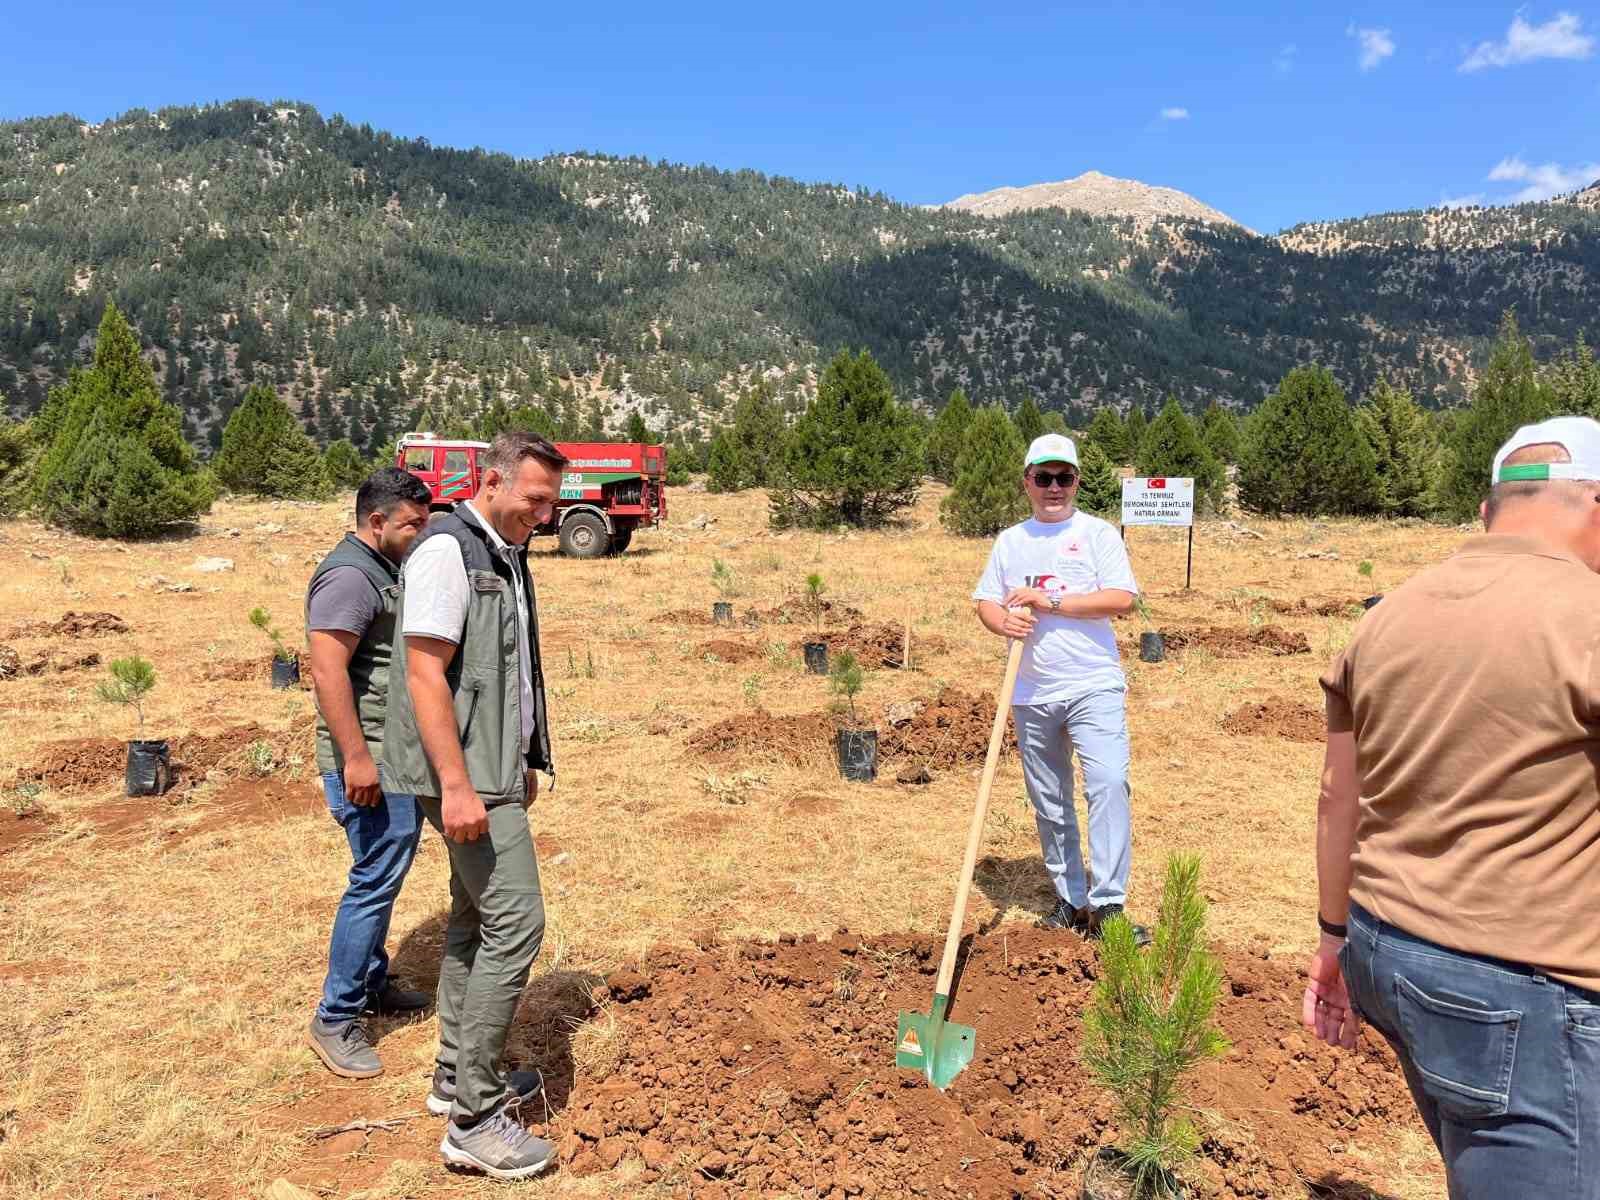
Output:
top-left (1342, 902), bottom-right (1600, 1199)
top-left (1012, 689), bottom-right (1131, 909)
top-left (315, 770), bottom-right (424, 1024)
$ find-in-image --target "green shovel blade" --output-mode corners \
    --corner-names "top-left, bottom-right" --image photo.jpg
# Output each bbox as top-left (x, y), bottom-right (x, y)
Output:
top-left (895, 993), bottom-right (975, 1091)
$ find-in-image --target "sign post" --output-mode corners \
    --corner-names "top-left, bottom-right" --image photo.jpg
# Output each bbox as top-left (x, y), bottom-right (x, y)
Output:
top-left (1120, 477), bottom-right (1196, 589)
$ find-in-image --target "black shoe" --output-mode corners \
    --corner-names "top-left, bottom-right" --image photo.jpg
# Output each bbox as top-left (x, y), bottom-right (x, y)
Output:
top-left (366, 978), bottom-right (432, 1015)
top-left (1038, 898), bottom-right (1091, 933)
top-left (1088, 904), bottom-right (1152, 948)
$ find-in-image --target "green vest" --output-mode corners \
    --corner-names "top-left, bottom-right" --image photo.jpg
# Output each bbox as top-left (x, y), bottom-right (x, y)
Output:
top-left (383, 506), bottom-right (553, 805)
top-left (306, 533), bottom-right (402, 775)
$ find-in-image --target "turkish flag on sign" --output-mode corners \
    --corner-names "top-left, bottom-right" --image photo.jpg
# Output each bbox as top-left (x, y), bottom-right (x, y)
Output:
top-left (1149, 477), bottom-right (1167, 489)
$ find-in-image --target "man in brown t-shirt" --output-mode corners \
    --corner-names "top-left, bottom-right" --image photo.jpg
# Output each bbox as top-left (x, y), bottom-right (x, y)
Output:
top-left (1305, 416), bottom-right (1600, 1199)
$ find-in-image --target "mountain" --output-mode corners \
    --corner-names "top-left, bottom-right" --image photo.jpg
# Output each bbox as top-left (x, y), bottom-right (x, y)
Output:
top-left (2, 100), bottom-right (1598, 455)
top-left (943, 170), bottom-right (1248, 232)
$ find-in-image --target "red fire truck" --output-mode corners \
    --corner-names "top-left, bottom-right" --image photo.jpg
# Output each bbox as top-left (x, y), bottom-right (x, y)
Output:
top-left (397, 433), bottom-right (667, 558)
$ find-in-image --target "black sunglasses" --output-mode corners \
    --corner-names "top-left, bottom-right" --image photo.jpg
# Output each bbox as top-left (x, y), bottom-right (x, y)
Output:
top-left (1029, 469), bottom-right (1079, 488)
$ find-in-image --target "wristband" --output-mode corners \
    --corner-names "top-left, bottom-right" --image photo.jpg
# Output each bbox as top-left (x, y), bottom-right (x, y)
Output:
top-left (1317, 914), bottom-right (1348, 939)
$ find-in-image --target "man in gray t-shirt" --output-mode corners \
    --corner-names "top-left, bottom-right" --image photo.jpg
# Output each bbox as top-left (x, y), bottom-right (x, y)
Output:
top-left (304, 469), bottom-right (433, 1082)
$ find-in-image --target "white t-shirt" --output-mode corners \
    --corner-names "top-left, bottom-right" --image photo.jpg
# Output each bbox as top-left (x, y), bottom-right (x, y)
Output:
top-left (972, 510), bottom-right (1140, 705)
top-left (401, 502), bottom-right (535, 744)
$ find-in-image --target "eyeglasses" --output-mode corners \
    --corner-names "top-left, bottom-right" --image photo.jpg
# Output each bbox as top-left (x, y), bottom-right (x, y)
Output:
top-left (1029, 469), bottom-right (1079, 488)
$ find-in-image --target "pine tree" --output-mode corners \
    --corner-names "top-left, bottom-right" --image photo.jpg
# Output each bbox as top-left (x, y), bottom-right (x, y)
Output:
top-left (624, 410), bottom-right (652, 443)
top-left (507, 404), bottom-right (559, 440)
top-left (1546, 333), bottom-right (1600, 420)
top-left (1198, 401), bottom-right (1241, 465)
top-left (924, 387), bottom-right (973, 483)
top-left (727, 382), bottom-right (787, 486)
top-left (1124, 404), bottom-right (1149, 463)
top-left (940, 405), bottom-right (1028, 536)
top-left (212, 382), bottom-right (331, 499)
top-left (1356, 382), bottom-right (1437, 518)
top-left (0, 414), bottom-right (39, 516)
top-left (1137, 398), bottom-right (1226, 513)
top-left (1076, 439), bottom-right (1122, 518)
top-left (323, 439), bottom-right (368, 490)
top-left (33, 303), bottom-right (213, 537)
top-left (1238, 365), bottom-right (1381, 516)
top-left (770, 349), bottom-right (923, 528)
top-left (706, 429), bottom-right (743, 493)
top-left (1439, 311), bottom-right (1554, 521)
top-left (1013, 393), bottom-right (1045, 446)
top-left (1084, 407), bottom-right (1130, 465)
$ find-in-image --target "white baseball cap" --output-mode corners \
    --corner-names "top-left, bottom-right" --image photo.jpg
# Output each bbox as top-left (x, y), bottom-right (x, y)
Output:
top-left (1491, 416), bottom-right (1600, 484)
top-left (1025, 433), bottom-right (1079, 469)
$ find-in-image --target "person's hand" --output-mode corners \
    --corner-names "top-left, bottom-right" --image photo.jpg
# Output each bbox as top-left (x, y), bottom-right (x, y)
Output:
top-left (442, 782), bottom-right (489, 843)
top-left (343, 752), bottom-right (382, 807)
top-left (1302, 934), bottom-right (1360, 1050)
top-left (1001, 605), bottom-right (1037, 640)
top-left (1002, 586), bottom-right (1049, 612)
top-left (524, 769), bottom-right (539, 808)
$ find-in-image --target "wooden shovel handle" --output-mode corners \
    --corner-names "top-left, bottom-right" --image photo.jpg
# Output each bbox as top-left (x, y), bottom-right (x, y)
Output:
top-left (933, 636), bottom-right (1025, 998)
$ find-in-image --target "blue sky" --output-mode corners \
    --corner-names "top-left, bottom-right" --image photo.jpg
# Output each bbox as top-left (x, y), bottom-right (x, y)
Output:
top-left (4, 2), bottom-right (1597, 232)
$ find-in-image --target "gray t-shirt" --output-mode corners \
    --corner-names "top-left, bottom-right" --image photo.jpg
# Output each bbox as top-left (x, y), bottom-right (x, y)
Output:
top-left (307, 565), bottom-right (383, 636)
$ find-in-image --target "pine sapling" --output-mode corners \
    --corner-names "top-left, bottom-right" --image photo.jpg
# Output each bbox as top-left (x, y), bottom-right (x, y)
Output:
top-left (1081, 853), bottom-right (1230, 1198)
top-left (97, 656), bottom-right (156, 739)
top-left (829, 650), bottom-right (864, 727)
top-left (249, 606), bottom-right (296, 664)
top-left (806, 572), bottom-right (826, 630)
top-left (711, 558), bottom-right (737, 599)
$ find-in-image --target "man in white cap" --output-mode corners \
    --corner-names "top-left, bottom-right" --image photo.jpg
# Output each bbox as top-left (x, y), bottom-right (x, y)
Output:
top-left (972, 432), bottom-right (1147, 942)
top-left (1306, 416), bottom-right (1600, 1197)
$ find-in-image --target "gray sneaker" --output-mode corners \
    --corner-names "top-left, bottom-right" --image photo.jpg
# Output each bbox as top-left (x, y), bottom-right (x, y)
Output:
top-left (440, 1107), bottom-right (555, 1180)
top-left (426, 1066), bottom-right (545, 1117)
top-left (307, 1016), bottom-right (382, 1079)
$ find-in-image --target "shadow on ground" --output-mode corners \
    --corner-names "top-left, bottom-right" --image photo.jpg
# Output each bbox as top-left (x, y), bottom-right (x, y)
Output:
top-left (390, 909), bottom-right (605, 1115)
top-left (974, 852), bottom-right (1057, 921)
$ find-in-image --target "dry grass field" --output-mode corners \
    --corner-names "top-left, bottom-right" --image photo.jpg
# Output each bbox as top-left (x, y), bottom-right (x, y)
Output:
top-left (0, 484), bottom-right (1456, 1199)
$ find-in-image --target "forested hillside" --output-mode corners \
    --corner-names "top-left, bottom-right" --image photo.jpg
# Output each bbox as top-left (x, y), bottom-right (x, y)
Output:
top-left (3, 99), bottom-right (1598, 453)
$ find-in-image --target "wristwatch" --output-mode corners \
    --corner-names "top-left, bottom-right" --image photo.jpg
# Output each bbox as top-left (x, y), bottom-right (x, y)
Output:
top-left (1049, 596), bottom-right (1061, 613)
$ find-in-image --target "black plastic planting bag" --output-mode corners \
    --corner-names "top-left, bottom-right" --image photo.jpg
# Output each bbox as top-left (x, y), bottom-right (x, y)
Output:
top-left (125, 740), bottom-right (171, 797)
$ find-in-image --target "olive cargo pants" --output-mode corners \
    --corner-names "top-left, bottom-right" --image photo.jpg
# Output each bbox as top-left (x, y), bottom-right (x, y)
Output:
top-left (417, 797), bottom-right (545, 1125)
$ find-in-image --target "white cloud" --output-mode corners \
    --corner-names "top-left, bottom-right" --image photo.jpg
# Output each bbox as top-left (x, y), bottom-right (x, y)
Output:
top-left (1460, 12), bottom-right (1595, 71)
top-left (1348, 25), bottom-right (1396, 70)
top-left (1272, 43), bottom-right (1298, 75)
top-left (1159, 107), bottom-right (1190, 121)
top-left (1485, 155), bottom-right (1600, 201)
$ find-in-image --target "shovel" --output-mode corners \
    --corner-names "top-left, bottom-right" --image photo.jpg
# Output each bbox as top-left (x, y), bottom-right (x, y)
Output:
top-left (896, 635), bottom-right (1025, 1090)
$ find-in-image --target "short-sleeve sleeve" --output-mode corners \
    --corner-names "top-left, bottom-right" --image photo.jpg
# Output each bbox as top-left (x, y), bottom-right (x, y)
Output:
top-left (1091, 522), bottom-right (1139, 594)
top-left (1320, 650), bottom-right (1355, 734)
top-left (306, 565), bottom-right (382, 635)
top-left (401, 536), bottom-right (471, 644)
top-left (972, 536), bottom-right (1009, 604)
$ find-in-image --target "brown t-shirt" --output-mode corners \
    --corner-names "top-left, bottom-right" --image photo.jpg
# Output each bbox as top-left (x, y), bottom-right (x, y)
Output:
top-left (1321, 533), bottom-right (1600, 992)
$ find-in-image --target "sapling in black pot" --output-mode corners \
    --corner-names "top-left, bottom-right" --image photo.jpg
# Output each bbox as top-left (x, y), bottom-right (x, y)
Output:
top-left (250, 606), bottom-right (300, 687)
top-left (803, 572), bottom-right (829, 673)
top-left (829, 650), bottom-right (876, 782)
top-left (1080, 853), bottom-right (1229, 1199)
top-left (1358, 560), bottom-right (1381, 609)
top-left (96, 656), bottom-right (170, 796)
top-left (711, 558), bottom-right (736, 625)
top-left (1134, 596), bottom-right (1164, 663)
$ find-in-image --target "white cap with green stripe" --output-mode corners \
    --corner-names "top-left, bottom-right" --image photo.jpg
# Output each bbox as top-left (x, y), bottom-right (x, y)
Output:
top-left (1491, 416), bottom-right (1600, 484)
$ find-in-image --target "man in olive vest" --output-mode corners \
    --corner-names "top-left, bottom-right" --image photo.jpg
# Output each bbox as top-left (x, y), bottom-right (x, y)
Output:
top-left (305, 468), bottom-right (434, 1079)
top-left (386, 431), bottom-right (565, 1181)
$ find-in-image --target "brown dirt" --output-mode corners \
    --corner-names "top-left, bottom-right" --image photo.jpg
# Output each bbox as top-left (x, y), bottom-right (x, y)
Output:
top-left (1267, 597), bottom-right (1364, 618)
top-left (15, 722), bottom-right (310, 795)
top-left (825, 623), bottom-right (948, 670)
top-left (5, 610), bottom-right (130, 639)
top-left (1222, 700), bottom-right (1327, 743)
top-left (536, 925), bottom-right (1423, 1198)
top-left (202, 652), bottom-right (311, 688)
top-left (0, 646), bottom-right (102, 680)
top-left (688, 711), bottom-right (840, 764)
top-left (878, 688), bottom-right (1016, 768)
top-left (653, 607), bottom-right (716, 626)
top-left (695, 639), bottom-right (763, 664)
top-left (1158, 625), bottom-right (1312, 657)
top-left (0, 808), bottom-right (57, 856)
top-left (751, 597), bottom-right (864, 627)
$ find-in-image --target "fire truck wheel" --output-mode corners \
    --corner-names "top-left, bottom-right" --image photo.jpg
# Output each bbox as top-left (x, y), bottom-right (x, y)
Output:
top-left (559, 511), bottom-right (609, 559)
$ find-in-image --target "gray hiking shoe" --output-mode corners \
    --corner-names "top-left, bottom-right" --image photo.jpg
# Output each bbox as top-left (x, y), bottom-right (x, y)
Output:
top-left (427, 1065), bottom-right (545, 1117)
top-left (307, 1016), bottom-right (382, 1078)
top-left (440, 1107), bottom-right (555, 1180)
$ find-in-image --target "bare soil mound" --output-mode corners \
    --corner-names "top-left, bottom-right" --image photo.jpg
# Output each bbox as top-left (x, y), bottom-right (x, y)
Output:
top-left (695, 640), bottom-right (762, 664)
top-left (1160, 625), bottom-right (1311, 657)
top-left (1267, 597), bottom-right (1363, 618)
top-left (825, 623), bottom-right (948, 670)
top-left (0, 645), bottom-right (101, 680)
top-left (878, 688), bottom-right (1015, 767)
top-left (752, 597), bottom-right (864, 627)
top-left (540, 925), bottom-right (1421, 1197)
top-left (653, 607), bottom-right (716, 626)
top-left (0, 809), bottom-right (57, 857)
top-left (687, 711), bottom-right (840, 764)
top-left (16, 723), bottom-right (308, 794)
top-left (202, 652), bottom-right (310, 688)
top-left (6, 611), bottom-right (129, 639)
top-left (1222, 700), bottom-right (1326, 743)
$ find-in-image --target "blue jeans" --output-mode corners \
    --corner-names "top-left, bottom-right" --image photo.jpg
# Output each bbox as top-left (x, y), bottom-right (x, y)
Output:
top-left (316, 770), bottom-right (423, 1024)
top-left (1342, 902), bottom-right (1600, 1199)
top-left (1012, 689), bottom-right (1131, 910)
